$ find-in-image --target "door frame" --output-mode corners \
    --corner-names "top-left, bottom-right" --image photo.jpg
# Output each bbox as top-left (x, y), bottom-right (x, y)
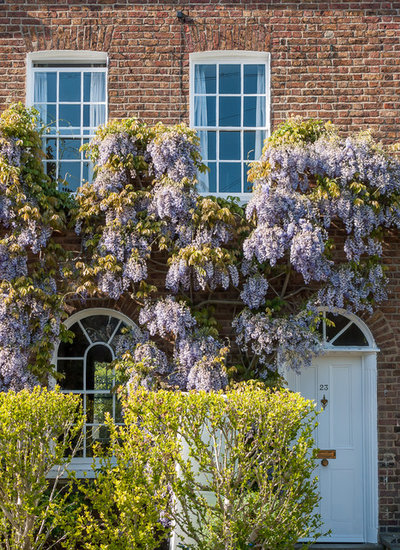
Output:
top-left (281, 314), bottom-right (379, 543)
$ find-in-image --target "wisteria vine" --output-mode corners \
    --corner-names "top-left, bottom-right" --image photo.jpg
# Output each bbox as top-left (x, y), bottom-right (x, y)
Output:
top-left (1, 106), bottom-right (399, 391)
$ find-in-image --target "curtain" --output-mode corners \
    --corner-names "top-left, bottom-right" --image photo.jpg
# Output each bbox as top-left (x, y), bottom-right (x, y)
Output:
top-left (255, 65), bottom-right (265, 160)
top-left (34, 72), bottom-right (48, 125)
top-left (196, 66), bottom-right (209, 193)
top-left (89, 72), bottom-right (104, 128)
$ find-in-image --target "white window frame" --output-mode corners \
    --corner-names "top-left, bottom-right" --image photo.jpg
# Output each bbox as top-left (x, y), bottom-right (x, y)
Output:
top-left (50, 308), bottom-right (135, 476)
top-left (189, 51), bottom-right (271, 201)
top-left (26, 51), bottom-right (108, 192)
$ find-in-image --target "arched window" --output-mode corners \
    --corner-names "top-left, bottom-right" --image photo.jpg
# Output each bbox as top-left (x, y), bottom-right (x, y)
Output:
top-left (56, 309), bottom-right (133, 459)
top-left (319, 310), bottom-right (376, 349)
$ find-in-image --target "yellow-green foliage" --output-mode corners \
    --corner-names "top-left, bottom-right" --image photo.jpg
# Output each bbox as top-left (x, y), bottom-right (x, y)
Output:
top-left (121, 383), bottom-right (323, 550)
top-left (0, 387), bottom-right (84, 550)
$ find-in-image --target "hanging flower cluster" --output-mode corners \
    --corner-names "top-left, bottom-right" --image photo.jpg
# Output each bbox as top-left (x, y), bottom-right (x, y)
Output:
top-left (73, 115), bottom-right (400, 384)
top-left (0, 104), bottom-right (67, 390)
top-left (1, 105), bottom-right (399, 391)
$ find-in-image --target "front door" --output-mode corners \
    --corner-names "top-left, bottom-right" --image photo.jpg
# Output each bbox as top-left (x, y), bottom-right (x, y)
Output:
top-left (286, 355), bottom-right (364, 542)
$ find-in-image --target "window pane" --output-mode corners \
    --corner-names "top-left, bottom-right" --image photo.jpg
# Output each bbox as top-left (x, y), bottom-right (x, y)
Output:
top-left (219, 162), bottom-right (241, 193)
top-left (325, 313), bottom-right (350, 342)
top-left (244, 131), bottom-right (265, 161)
top-left (59, 104), bottom-right (81, 128)
top-left (35, 104), bottom-right (57, 129)
top-left (198, 162), bottom-right (216, 193)
top-left (194, 96), bottom-right (216, 127)
top-left (86, 344), bottom-right (113, 390)
top-left (84, 72), bottom-right (106, 102)
top-left (81, 315), bottom-right (119, 342)
top-left (86, 425), bottom-right (110, 456)
top-left (59, 72), bottom-right (81, 102)
top-left (59, 138), bottom-right (81, 160)
top-left (333, 324), bottom-right (368, 347)
top-left (86, 395), bottom-right (113, 423)
top-left (194, 64), bottom-right (216, 94)
top-left (43, 138), bottom-right (57, 160)
top-left (219, 64), bottom-right (240, 94)
top-left (243, 163), bottom-right (253, 193)
top-left (59, 162), bottom-right (82, 192)
top-left (115, 399), bottom-right (123, 423)
top-left (244, 64), bottom-right (265, 94)
top-left (220, 132), bottom-right (240, 160)
top-left (83, 104), bottom-right (106, 128)
top-left (244, 96), bottom-right (265, 127)
top-left (58, 322), bottom-right (89, 357)
top-left (58, 360), bottom-right (84, 390)
top-left (198, 131), bottom-right (216, 160)
top-left (219, 97), bottom-right (241, 127)
top-left (82, 162), bottom-right (94, 183)
top-left (34, 72), bottom-right (56, 102)
top-left (45, 162), bottom-right (56, 180)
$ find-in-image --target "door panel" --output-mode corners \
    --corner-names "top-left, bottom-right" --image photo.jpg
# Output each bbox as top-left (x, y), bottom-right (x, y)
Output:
top-left (286, 356), bottom-right (364, 542)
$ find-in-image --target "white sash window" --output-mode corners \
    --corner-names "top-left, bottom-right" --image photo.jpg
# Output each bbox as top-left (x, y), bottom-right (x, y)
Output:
top-left (190, 51), bottom-right (270, 199)
top-left (27, 51), bottom-right (108, 192)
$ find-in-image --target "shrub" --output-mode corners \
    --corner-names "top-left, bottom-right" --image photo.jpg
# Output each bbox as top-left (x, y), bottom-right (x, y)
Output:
top-left (122, 384), bottom-right (322, 550)
top-left (61, 405), bottom-right (176, 550)
top-left (0, 386), bottom-right (84, 550)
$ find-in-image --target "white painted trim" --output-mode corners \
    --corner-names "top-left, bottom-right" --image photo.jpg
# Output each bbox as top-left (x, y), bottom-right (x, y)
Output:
top-left (319, 307), bottom-right (378, 350)
top-left (50, 308), bottom-right (136, 476)
top-left (26, 50), bottom-right (108, 105)
top-left (189, 51), bottom-right (270, 198)
top-left (280, 348), bottom-right (378, 543)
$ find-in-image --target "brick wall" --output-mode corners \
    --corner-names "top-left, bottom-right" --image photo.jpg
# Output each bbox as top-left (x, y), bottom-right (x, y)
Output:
top-left (2, 0), bottom-right (400, 537)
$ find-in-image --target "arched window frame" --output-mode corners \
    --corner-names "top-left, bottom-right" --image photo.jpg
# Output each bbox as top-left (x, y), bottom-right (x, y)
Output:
top-left (51, 308), bottom-right (136, 474)
top-left (319, 308), bottom-right (379, 352)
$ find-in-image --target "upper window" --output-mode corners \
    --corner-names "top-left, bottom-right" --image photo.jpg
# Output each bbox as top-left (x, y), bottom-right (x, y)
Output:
top-left (190, 51), bottom-right (270, 198)
top-left (27, 51), bottom-right (108, 192)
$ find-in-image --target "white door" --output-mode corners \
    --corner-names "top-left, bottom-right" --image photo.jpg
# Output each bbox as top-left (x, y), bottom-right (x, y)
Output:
top-left (286, 355), bottom-right (365, 542)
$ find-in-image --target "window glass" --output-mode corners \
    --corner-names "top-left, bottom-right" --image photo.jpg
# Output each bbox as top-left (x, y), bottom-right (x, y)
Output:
top-left (57, 313), bottom-right (130, 458)
top-left (31, 64), bottom-right (107, 192)
top-left (193, 57), bottom-right (268, 194)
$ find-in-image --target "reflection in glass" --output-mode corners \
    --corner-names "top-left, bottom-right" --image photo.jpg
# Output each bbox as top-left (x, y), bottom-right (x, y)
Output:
top-left (219, 162), bottom-right (241, 193)
top-left (59, 72), bottom-right (81, 102)
top-left (220, 132), bottom-right (240, 160)
top-left (219, 64), bottom-right (240, 94)
top-left (198, 131), bottom-right (216, 160)
top-left (34, 72), bottom-right (57, 102)
top-left (86, 344), bottom-right (113, 390)
top-left (58, 322), bottom-right (89, 357)
top-left (244, 96), bottom-right (265, 127)
top-left (195, 64), bottom-right (216, 94)
top-left (219, 97), bottom-right (241, 127)
top-left (59, 162), bottom-right (81, 192)
top-left (81, 315), bottom-right (119, 342)
top-left (86, 394), bottom-right (113, 423)
top-left (59, 104), bottom-right (80, 128)
top-left (43, 138), bottom-right (57, 160)
top-left (197, 162), bottom-right (216, 194)
top-left (57, 360), bottom-right (84, 390)
top-left (59, 139), bottom-right (81, 160)
top-left (84, 72), bottom-right (106, 102)
top-left (194, 96), bottom-right (216, 127)
top-left (244, 64), bottom-right (265, 94)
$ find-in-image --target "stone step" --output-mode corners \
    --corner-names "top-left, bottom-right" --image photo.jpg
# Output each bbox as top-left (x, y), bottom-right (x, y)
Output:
top-left (296, 544), bottom-right (384, 550)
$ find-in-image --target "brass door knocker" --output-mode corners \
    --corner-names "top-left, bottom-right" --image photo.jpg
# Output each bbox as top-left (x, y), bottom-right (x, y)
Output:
top-left (321, 394), bottom-right (328, 410)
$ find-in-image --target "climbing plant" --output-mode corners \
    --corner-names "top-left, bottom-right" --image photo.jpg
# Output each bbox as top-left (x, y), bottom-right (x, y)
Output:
top-left (0, 104), bottom-right (399, 390)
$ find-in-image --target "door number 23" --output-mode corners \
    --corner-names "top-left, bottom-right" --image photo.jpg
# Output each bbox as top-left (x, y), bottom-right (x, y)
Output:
top-left (319, 384), bottom-right (328, 391)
